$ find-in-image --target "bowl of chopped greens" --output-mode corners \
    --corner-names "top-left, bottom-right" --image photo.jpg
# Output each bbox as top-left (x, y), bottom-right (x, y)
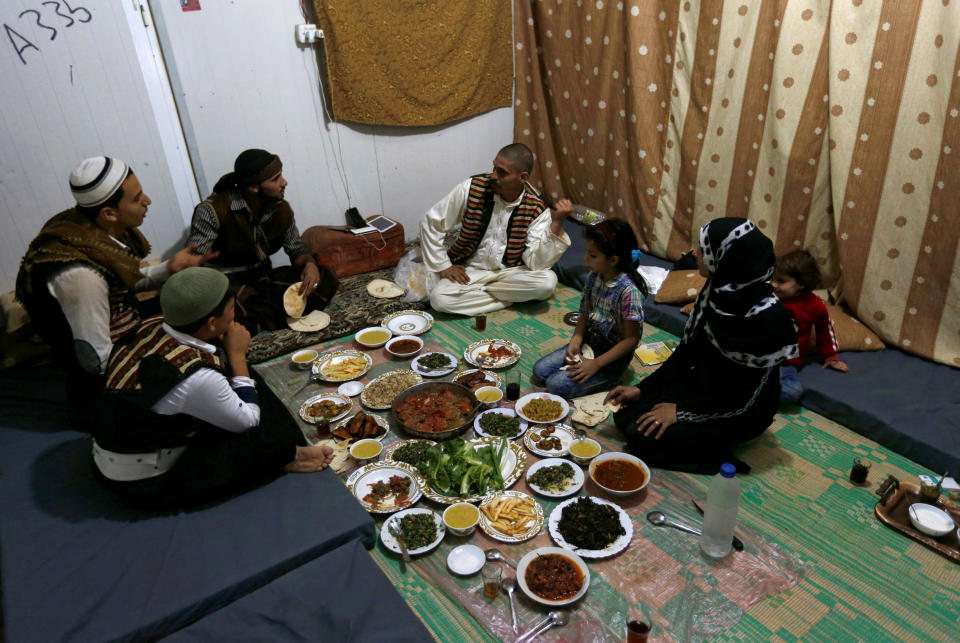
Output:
top-left (411, 351), bottom-right (458, 377)
top-left (380, 508), bottom-right (445, 556)
top-left (547, 495), bottom-right (633, 558)
top-left (385, 439), bottom-right (437, 469)
top-left (526, 458), bottom-right (585, 498)
top-left (474, 408), bottom-right (528, 439)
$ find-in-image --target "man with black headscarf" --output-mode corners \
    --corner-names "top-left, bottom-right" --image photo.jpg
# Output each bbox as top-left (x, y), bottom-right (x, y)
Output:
top-left (187, 149), bottom-right (338, 333)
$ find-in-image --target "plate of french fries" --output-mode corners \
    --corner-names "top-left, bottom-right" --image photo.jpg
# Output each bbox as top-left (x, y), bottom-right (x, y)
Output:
top-left (478, 490), bottom-right (544, 543)
top-left (312, 349), bottom-right (373, 383)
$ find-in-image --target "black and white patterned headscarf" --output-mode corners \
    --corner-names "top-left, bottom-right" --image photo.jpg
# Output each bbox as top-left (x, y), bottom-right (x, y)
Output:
top-left (684, 218), bottom-right (798, 368)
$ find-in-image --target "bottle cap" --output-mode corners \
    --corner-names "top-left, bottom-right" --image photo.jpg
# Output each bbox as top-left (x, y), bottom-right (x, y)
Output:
top-left (720, 463), bottom-right (736, 478)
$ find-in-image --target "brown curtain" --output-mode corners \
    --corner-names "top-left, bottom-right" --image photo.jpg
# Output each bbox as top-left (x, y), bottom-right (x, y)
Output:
top-left (515, 0), bottom-right (960, 368)
top-left (312, 0), bottom-right (512, 126)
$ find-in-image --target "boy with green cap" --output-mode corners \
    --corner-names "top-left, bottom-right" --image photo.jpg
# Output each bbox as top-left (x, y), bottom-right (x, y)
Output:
top-left (92, 267), bottom-right (333, 506)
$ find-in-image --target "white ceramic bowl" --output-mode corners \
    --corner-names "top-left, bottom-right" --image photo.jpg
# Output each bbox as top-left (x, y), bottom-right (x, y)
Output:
top-left (447, 544), bottom-right (485, 575)
top-left (568, 438), bottom-right (602, 466)
top-left (355, 326), bottom-right (392, 349)
top-left (290, 349), bottom-right (319, 369)
top-left (908, 502), bottom-right (956, 537)
top-left (474, 385), bottom-right (504, 409)
top-left (442, 502), bottom-right (480, 537)
top-left (385, 334), bottom-right (424, 358)
top-left (349, 439), bottom-right (383, 464)
top-left (516, 546), bottom-right (590, 606)
top-left (588, 451), bottom-right (651, 497)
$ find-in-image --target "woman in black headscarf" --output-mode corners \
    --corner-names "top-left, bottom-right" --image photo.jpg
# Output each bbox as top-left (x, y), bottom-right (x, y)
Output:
top-left (606, 218), bottom-right (798, 474)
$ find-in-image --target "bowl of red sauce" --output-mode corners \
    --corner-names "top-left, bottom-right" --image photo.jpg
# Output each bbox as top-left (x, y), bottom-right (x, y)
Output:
top-left (516, 546), bottom-right (590, 606)
top-left (588, 452), bottom-right (650, 497)
top-left (391, 382), bottom-right (479, 440)
top-left (385, 335), bottom-right (424, 358)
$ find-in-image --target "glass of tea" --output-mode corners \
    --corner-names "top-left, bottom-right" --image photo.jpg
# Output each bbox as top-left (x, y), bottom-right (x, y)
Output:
top-left (505, 369), bottom-right (521, 401)
top-left (480, 565), bottom-right (501, 600)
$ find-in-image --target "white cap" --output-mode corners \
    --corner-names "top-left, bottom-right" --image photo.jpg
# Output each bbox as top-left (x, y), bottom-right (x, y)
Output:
top-left (69, 157), bottom-right (129, 207)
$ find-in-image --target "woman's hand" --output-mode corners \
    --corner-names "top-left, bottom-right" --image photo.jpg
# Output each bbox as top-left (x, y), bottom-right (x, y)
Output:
top-left (568, 358), bottom-right (599, 382)
top-left (637, 403), bottom-right (677, 439)
top-left (604, 385), bottom-right (641, 407)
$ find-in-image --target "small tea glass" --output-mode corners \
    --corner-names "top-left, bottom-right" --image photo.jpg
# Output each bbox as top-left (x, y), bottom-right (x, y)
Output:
top-left (480, 565), bottom-right (501, 600)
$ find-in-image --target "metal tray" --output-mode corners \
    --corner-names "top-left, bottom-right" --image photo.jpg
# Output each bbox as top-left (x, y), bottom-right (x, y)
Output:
top-left (874, 480), bottom-right (960, 564)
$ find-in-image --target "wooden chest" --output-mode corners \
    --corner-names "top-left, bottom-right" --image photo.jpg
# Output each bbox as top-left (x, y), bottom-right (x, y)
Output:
top-left (301, 216), bottom-right (406, 278)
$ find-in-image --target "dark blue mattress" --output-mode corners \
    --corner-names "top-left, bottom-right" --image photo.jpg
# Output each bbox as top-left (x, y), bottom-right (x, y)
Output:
top-left (0, 426), bottom-right (376, 642)
top-left (166, 538), bottom-right (433, 642)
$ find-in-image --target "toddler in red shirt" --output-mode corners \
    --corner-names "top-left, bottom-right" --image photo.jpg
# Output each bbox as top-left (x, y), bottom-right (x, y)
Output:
top-left (772, 250), bottom-right (848, 402)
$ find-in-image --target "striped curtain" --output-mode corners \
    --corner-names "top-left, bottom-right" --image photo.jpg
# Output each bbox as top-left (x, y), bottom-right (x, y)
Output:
top-left (514, 0), bottom-right (960, 368)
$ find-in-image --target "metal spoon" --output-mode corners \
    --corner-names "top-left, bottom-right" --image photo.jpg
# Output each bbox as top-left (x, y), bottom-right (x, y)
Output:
top-left (484, 548), bottom-right (517, 569)
top-left (646, 510), bottom-right (702, 538)
top-left (389, 519), bottom-right (411, 563)
top-left (516, 610), bottom-right (569, 643)
top-left (502, 575), bottom-right (518, 633)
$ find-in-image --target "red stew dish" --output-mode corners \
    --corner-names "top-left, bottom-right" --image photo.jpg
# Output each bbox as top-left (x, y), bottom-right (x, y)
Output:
top-left (395, 389), bottom-right (474, 433)
top-left (593, 458), bottom-right (647, 492)
top-left (389, 339), bottom-right (421, 354)
top-left (524, 553), bottom-right (584, 601)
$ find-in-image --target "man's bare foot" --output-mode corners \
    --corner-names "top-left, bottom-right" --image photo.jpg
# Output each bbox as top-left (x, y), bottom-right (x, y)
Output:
top-left (285, 445), bottom-right (335, 473)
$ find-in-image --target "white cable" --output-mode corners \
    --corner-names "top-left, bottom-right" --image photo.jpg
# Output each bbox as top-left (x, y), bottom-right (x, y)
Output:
top-left (371, 129), bottom-right (386, 216)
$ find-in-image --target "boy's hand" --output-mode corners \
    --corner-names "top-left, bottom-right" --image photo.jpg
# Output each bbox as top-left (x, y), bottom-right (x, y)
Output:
top-left (824, 359), bottom-right (849, 372)
top-left (568, 358), bottom-right (599, 382)
top-left (564, 341), bottom-right (582, 364)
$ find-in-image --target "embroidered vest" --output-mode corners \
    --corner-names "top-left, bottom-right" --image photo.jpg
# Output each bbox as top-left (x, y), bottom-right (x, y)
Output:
top-left (203, 192), bottom-right (294, 268)
top-left (446, 176), bottom-right (548, 268)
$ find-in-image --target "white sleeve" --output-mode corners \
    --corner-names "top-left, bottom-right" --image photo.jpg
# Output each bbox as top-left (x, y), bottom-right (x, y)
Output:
top-left (152, 369), bottom-right (261, 432)
top-left (48, 265), bottom-right (113, 374)
top-left (522, 209), bottom-right (571, 271)
top-left (135, 261), bottom-right (170, 291)
top-left (420, 179), bottom-right (472, 273)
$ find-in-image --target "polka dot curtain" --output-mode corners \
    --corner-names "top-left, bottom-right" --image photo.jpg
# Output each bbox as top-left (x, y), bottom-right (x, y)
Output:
top-left (515, 0), bottom-right (960, 367)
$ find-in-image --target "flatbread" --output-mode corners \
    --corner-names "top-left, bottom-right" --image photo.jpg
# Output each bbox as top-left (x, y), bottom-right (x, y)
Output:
top-left (283, 282), bottom-right (307, 318)
top-left (287, 310), bottom-right (331, 332)
top-left (570, 391), bottom-right (620, 427)
top-left (559, 344), bottom-right (595, 370)
top-left (366, 278), bottom-right (405, 299)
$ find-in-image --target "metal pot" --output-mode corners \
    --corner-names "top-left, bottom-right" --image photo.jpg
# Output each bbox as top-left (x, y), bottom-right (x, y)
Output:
top-left (391, 381), bottom-right (480, 441)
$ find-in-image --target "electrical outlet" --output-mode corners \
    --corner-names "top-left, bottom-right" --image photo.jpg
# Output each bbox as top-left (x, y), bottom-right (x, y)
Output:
top-left (296, 24), bottom-right (324, 44)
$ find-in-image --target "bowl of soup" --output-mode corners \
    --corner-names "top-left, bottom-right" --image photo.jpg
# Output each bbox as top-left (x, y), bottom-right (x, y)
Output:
top-left (443, 502), bottom-right (480, 536)
top-left (588, 452), bottom-right (650, 497)
top-left (349, 438), bottom-right (383, 464)
top-left (474, 386), bottom-right (503, 409)
top-left (355, 326), bottom-right (392, 349)
top-left (290, 349), bottom-right (319, 369)
top-left (569, 438), bottom-right (601, 465)
top-left (385, 335), bottom-right (424, 358)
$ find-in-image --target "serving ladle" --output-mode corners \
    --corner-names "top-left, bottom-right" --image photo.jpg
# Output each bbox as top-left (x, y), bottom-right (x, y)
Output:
top-left (516, 610), bottom-right (570, 643)
top-left (484, 548), bottom-right (517, 569)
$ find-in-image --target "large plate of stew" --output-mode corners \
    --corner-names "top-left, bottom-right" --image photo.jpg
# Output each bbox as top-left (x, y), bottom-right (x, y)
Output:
top-left (516, 546), bottom-right (590, 606)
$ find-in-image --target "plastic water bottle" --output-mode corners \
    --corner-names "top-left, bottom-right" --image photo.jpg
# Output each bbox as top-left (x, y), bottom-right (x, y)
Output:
top-left (700, 463), bottom-right (739, 558)
top-left (570, 204), bottom-right (607, 225)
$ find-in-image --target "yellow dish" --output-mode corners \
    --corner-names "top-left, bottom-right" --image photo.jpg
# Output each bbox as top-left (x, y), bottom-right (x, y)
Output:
top-left (444, 503), bottom-right (480, 529)
top-left (570, 440), bottom-right (600, 459)
top-left (476, 388), bottom-right (502, 403)
top-left (358, 329), bottom-right (390, 345)
top-left (350, 440), bottom-right (383, 460)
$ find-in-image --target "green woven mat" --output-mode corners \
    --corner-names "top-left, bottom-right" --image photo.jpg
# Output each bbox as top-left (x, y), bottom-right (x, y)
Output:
top-left (255, 285), bottom-right (960, 642)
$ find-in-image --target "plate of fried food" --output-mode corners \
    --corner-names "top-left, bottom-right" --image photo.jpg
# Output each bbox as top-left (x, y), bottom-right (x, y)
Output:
top-left (360, 369), bottom-right (423, 410)
top-left (298, 393), bottom-right (353, 424)
top-left (452, 368), bottom-right (503, 391)
top-left (523, 424), bottom-right (576, 457)
top-left (346, 460), bottom-right (423, 514)
top-left (516, 392), bottom-right (570, 424)
top-left (478, 490), bottom-right (544, 543)
top-left (329, 411), bottom-right (389, 442)
top-left (464, 339), bottom-right (521, 369)
top-left (312, 349), bottom-right (373, 383)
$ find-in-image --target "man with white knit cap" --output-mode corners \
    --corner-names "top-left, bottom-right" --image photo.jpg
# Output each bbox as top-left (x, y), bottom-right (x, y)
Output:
top-left (16, 156), bottom-right (215, 407)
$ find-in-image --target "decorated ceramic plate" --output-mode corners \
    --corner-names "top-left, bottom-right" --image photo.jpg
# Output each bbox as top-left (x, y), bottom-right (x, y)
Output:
top-left (452, 368), bottom-right (503, 391)
top-left (380, 508), bottom-right (445, 556)
top-left (477, 490), bottom-right (544, 543)
top-left (547, 495), bottom-right (634, 558)
top-left (298, 392), bottom-right (352, 424)
top-left (381, 310), bottom-right (434, 336)
top-left (525, 458), bottom-right (585, 498)
top-left (473, 408), bottom-right (528, 440)
top-left (312, 349), bottom-right (373, 383)
top-left (421, 437), bottom-right (527, 505)
top-left (463, 339), bottom-right (521, 369)
top-left (516, 392), bottom-right (571, 424)
top-left (411, 352), bottom-right (459, 377)
top-left (346, 460), bottom-right (423, 514)
top-left (360, 369), bottom-right (423, 410)
top-left (328, 412), bottom-right (389, 442)
top-left (522, 423), bottom-right (576, 457)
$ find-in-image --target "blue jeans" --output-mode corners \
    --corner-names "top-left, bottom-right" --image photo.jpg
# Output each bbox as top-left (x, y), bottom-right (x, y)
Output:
top-left (779, 365), bottom-right (803, 402)
top-left (532, 346), bottom-right (626, 399)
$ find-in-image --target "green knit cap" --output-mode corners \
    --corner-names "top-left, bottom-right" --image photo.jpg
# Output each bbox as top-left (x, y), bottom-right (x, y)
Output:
top-left (160, 267), bottom-right (230, 327)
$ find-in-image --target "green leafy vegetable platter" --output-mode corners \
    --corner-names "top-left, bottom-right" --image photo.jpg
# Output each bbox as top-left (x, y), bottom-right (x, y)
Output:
top-left (412, 437), bottom-right (527, 504)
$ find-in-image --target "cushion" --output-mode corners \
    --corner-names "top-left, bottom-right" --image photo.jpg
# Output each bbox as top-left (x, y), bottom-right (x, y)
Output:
top-left (655, 270), bottom-right (706, 304)
top-left (0, 427), bottom-right (376, 642)
top-left (681, 301), bottom-right (695, 315)
top-left (167, 539), bottom-right (433, 643)
top-left (815, 304), bottom-right (885, 352)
